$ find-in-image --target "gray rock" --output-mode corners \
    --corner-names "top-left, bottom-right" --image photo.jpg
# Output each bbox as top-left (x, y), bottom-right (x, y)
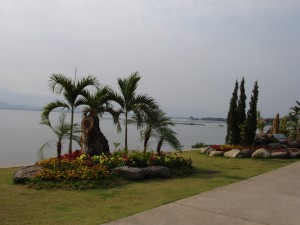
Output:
top-left (289, 151), bottom-right (300, 158)
top-left (113, 166), bottom-right (146, 180)
top-left (144, 166), bottom-right (171, 178)
top-left (287, 149), bottom-right (300, 158)
top-left (199, 147), bottom-right (212, 154)
top-left (209, 150), bottom-right (225, 157)
top-left (271, 151), bottom-right (288, 158)
top-left (241, 149), bottom-right (254, 158)
top-left (13, 165), bottom-right (43, 183)
top-left (113, 166), bottom-right (171, 180)
top-left (224, 149), bottom-right (243, 158)
top-left (252, 148), bottom-right (271, 158)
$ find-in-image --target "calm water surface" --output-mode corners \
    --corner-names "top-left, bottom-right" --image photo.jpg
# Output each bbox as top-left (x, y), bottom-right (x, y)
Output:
top-left (0, 109), bottom-right (226, 167)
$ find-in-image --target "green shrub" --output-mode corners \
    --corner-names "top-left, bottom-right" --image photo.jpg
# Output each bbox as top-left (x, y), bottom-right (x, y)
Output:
top-left (191, 142), bottom-right (207, 148)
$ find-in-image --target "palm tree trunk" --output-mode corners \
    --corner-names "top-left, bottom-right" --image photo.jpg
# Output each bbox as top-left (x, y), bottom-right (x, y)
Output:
top-left (125, 111), bottom-right (128, 152)
top-left (156, 140), bottom-right (163, 155)
top-left (57, 140), bottom-right (62, 169)
top-left (68, 108), bottom-right (74, 154)
top-left (143, 133), bottom-right (150, 154)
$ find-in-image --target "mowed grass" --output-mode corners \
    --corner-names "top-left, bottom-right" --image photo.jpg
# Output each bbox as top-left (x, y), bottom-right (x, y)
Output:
top-left (0, 150), bottom-right (298, 225)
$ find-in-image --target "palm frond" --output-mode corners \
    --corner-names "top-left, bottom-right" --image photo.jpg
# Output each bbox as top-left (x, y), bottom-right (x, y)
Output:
top-left (75, 75), bottom-right (99, 92)
top-left (154, 127), bottom-right (182, 151)
top-left (41, 100), bottom-right (70, 124)
top-left (49, 73), bottom-right (73, 95)
top-left (117, 72), bottom-right (140, 104)
top-left (38, 140), bottom-right (56, 160)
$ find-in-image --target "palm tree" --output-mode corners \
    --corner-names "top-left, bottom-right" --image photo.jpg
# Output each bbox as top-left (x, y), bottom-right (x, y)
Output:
top-left (130, 108), bottom-right (174, 153)
top-left (110, 72), bottom-right (158, 151)
top-left (39, 111), bottom-right (80, 168)
top-left (81, 86), bottom-right (121, 154)
top-left (153, 127), bottom-right (182, 155)
top-left (290, 101), bottom-right (300, 116)
top-left (41, 73), bottom-right (99, 153)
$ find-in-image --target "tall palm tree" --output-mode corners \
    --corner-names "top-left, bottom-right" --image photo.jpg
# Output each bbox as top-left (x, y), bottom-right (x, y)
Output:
top-left (81, 86), bottom-right (121, 154)
top-left (41, 73), bottom-right (99, 153)
top-left (130, 108), bottom-right (174, 153)
top-left (39, 112), bottom-right (80, 167)
top-left (153, 127), bottom-right (182, 155)
top-left (110, 72), bottom-right (158, 151)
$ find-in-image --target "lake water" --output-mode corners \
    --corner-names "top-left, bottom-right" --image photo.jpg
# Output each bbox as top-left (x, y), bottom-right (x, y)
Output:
top-left (0, 109), bottom-right (226, 167)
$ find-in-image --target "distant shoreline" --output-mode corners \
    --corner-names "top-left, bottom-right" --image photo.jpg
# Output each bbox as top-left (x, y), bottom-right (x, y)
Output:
top-left (0, 163), bottom-right (32, 169)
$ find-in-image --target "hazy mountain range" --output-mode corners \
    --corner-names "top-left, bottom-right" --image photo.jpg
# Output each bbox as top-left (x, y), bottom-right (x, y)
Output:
top-left (0, 87), bottom-right (55, 111)
top-left (0, 87), bottom-right (227, 121)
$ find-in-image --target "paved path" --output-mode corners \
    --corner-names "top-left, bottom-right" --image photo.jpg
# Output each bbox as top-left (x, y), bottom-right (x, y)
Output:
top-left (102, 162), bottom-right (300, 225)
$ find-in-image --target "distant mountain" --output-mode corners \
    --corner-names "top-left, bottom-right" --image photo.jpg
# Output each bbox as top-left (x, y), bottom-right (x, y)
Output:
top-left (0, 87), bottom-right (55, 110)
top-left (0, 101), bottom-right (42, 111)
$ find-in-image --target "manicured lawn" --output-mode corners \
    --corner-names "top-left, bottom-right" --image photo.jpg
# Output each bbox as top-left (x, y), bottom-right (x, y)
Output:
top-left (0, 150), bottom-right (298, 225)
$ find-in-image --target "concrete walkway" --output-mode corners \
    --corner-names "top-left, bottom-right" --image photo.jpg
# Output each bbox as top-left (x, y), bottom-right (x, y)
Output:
top-left (102, 162), bottom-right (300, 225)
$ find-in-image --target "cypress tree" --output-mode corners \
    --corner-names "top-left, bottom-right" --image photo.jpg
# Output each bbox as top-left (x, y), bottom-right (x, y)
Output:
top-left (241, 81), bottom-right (259, 145)
top-left (225, 80), bottom-right (239, 145)
top-left (237, 77), bottom-right (247, 143)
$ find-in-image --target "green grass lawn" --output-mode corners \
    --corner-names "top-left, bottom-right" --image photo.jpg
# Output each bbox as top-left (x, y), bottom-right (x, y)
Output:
top-left (0, 150), bottom-right (298, 225)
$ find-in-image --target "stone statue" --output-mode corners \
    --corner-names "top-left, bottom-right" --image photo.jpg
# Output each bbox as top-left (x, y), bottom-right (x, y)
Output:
top-left (80, 110), bottom-right (110, 155)
top-left (81, 116), bottom-right (94, 154)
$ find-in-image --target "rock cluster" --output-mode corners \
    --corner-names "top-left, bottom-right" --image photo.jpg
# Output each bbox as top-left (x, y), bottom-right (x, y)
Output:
top-left (199, 146), bottom-right (300, 159)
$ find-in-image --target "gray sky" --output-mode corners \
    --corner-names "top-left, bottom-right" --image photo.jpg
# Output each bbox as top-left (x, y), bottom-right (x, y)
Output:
top-left (1, 0), bottom-right (299, 118)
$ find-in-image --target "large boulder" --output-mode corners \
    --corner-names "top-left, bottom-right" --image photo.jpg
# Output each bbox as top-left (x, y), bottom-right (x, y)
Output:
top-left (113, 166), bottom-right (171, 180)
top-left (209, 150), bottom-right (225, 157)
top-left (144, 166), bottom-right (171, 178)
top-left (289, 151), bottom-right (300, 159)
top-left (271, 151), bottom-right (288, 158)
top-left (241, 149), bottom-right (254, 158)
top-left (199, 147), bottom-right (212, 154)
top-left (252, 148), bottom-right (271, 158)
top-left (287, 148), bottom-right (300, 158)
top-left (13, 165), bottom-right (43, 184)
top-left (113, 166), bottom-right (146, 180)
top-left (224, 149), bottom-right (243, 158)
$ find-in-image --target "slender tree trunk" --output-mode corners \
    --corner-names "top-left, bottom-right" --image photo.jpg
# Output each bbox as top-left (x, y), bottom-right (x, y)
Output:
top-left (156, 140), bottom-right (163, 155)
top-left (68, 108), bottom-right (74, 154)
top-left (57, 140), bottom-right (62, 169)
top-left (143, 131), bottom-right (150, 154)
top-left (125, 111), bottom-right (128, 152)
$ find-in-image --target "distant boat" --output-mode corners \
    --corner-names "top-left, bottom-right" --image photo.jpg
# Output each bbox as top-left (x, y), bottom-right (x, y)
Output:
top-left (218, 124), bottom-right (224, 127)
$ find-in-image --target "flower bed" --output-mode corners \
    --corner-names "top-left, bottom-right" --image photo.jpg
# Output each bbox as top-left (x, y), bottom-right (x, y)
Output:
top-left (31, 150), bottom-right (193, 189)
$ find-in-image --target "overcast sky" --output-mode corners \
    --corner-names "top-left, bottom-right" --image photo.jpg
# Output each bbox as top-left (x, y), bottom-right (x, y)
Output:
top-left (0, 0), bottom-right (299, 118)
